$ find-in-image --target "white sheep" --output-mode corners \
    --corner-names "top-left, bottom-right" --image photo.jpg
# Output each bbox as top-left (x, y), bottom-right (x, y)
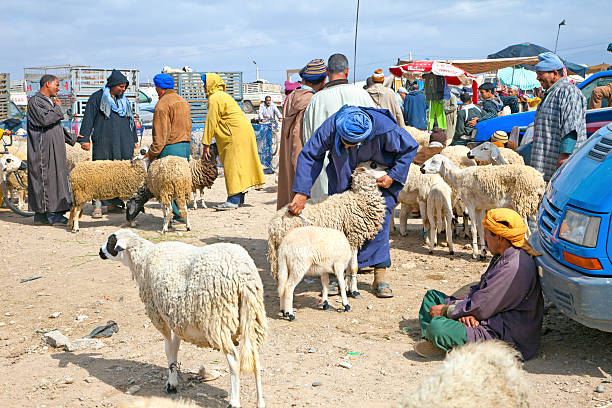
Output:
top-left (99, 229), bottom-right (267, 408)
top-left (440, 145), bottom-right (477, 168)
top-left (268, 163), bottom-right (387, 298)
top-left (401, 341), bottom-right (530, 407)
top-left (0, 154), bottom-right (27, 210)
top-left (277, 226), bottom-right (357, 321)
top-left (468, 141), bottom-right (525, 165)
top-left (68, 157), bottom-right (147, 232)
top-left (145, 155), bottom-right (192, 233)
top-left (394, 164), bottom-right (438, 237)
top-left (426, 178), bottom-right (454, 255)
top-left (421, 154), bottom-right (545, 258)
top-left (402, 125), bottom-right (429, 147)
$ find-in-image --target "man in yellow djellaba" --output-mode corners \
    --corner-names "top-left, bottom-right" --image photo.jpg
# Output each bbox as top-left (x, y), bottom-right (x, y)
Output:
top-left (201, 73), bottom-right (266, 210)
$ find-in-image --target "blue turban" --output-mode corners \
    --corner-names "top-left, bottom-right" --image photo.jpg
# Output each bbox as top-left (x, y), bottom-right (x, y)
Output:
top-left (534, 52), bottom-right (564, 72)
top-left (200, 73), bottom-right (207, 90)
top-left (153, 73), bottom-right (174, 89)
top-left (334, 105), bottom-right (373, 155)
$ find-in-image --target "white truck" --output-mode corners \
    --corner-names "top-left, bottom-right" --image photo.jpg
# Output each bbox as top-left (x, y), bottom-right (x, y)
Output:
top-left (241, 80), bottom-right (283, 114)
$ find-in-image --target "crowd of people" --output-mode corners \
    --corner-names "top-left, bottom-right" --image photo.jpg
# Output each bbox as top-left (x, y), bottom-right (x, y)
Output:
top-left (16, 49), bottom-right (590, 360)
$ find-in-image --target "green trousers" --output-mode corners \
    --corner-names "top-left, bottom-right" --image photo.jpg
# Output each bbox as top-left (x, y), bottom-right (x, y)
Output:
top-left (158, 142), bottom-right (190, 219)
top-left (419, 289), bottom-right (467, 351)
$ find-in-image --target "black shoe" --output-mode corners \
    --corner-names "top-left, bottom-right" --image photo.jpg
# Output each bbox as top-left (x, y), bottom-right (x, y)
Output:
top-left (48, 214), bottom-right (68, 225)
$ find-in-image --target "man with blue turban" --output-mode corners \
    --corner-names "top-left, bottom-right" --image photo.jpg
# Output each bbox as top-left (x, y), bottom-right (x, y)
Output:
top-left (144, 73), bottom-right (192, 221)
top-left (531, 52), bottom-right (586, 181)
top-left (290, 105), bottom-right (418, 298)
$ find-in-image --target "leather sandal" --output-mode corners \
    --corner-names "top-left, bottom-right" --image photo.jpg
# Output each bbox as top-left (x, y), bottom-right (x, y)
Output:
top-left (374, 282), bottom-right (394, 298)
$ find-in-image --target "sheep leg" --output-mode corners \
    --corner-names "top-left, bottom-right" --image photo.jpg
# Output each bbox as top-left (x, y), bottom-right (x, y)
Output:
top-left (347, 249), bottom-right (360, 298)
top-left (276, 255), bottom-right (288, 315)
top-left (181, 203), bottom-right (191, 231)
top-left (476, 209), bottom-right (487, 259)
top-left (283, 281), bottom-right (297, 321)
top-left (390, 204), bottom-right (397, 232)
top-left (445, 210), bottom-right (454, 255)
top-left (399, 204), bottom-right (409, 236)
top-left (419, 200), bottom-right (429, 245)
top-left (466, 205), bottom-right (479, 259)
top-left (189, 192), bottom-right (196, 209)
top-left (334, 262), bottom-right (351, 312)
top-left (161, 203), bottom-right (172, 234)
top-left (164, 332), bottom-right (181, 393)
top-left (321, 272), bottom-right (330, 311)
top-left (254, 353), bottom-right (266, 408)
top-left (198, 189), bottom-right (207, 209)
top-left (427, 201), bottom-right (436, 254)
top-left (225, 346), bottom-right (241, 408)
top-left (71, 205), bottom-right (83, 232)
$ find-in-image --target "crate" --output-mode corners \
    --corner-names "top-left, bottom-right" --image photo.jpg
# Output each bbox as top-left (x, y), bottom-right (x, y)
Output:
top-left (0, 73), bottom-right (9, 121)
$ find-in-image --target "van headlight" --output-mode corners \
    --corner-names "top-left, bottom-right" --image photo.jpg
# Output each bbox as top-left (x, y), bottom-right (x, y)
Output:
top-left (558, 210), bottom-right (601, 248)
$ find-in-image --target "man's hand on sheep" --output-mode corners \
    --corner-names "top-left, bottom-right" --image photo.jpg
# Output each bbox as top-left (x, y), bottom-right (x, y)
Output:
top-left (80, 142), bottom-right (91, 151)
top-left (376, 174), bottom-right (393, 189)
top-left (202, 145), bottom-right (211, 160)
top-left (429, 304), bottom-right (445, 317)
top-left (288, 193), bottom-right (307, 216)
top-left (459, 316), bottom-right (480, 327)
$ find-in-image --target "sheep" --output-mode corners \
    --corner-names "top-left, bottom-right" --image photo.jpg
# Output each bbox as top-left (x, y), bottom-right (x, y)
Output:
top-left (0, 154), bottom-right (28, 211)
top-left (65, 143), bottom-right (92, 171)
top-left (426, 178), bottom-right (454, 255)
top-left (268, 163), bottom-right (387, 298)
top-left (119, 398), bottom-right (198, 408)
top-left (68, 157), bottom-right (147, 232)
top-left (189, 143), bottom-right (219, 209)
top-left (277, 226), bottom-right (357, 321)
top-left (420, 154), bottom-right (545, 258)
top-left (440, 145), bottom-right (477, 168)
top-left (99, 229), bottom-right (267, 408)
top-left (401, 341), bottom-right (530, 407)
top-left (162, 66), bottom-right (194, 73)
top-left (146, 155), bottom-right (192, 233)
top-left (402, 125), bottom-right (429, 147)
top-left (393, 164), bottom-right (439, 237)
top-left (467, 141), bottom-right (525, 165)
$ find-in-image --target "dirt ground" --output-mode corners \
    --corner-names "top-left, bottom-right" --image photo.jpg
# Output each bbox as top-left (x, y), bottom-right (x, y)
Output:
top-left (1, 171), bottom-right (612, 408)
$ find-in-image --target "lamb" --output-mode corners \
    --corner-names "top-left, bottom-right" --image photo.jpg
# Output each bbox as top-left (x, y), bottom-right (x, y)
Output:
top-left (189, 143), bottom-right (219, 209)
top-left (425, 178), bottom-right (454, 255)
top-left (99, 229), bottom-right (267, 408)
top-left (68, 157), bottom-right (147, 232)
top-left (268, 164), bottom-right (387, 298)
top-left (401, 341), bottom-right (530, 407)
top-left (421, 154), bottom-right (545, 258)
top-left (402, 125), bottom-right (429, 147)
top-left (145, 155), bottom-right (192, 233)
top-left (0, 154), bottom-right (28, 211)
top-left (467, 141), bottom-right (525, 165)
top-left (393, 164), bottom-right (439, 237)
top-left (277, 226), bottom-right (357, 321)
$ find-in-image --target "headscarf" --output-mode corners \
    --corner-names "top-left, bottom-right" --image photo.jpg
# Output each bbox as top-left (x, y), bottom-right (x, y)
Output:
top-left (201, 73), bottom-right (225, 96)
top-left (334, 105), bottom-right (373, 155)
top-left (372, 69), bottom-right (385, 83)
top-left (153, 73), bottom-right (174, 89)
top-left (106, 69), bottom-right (129, 88)
top-left (301, 59), bottom-right (327, 82)
top-left (482, 208), bottom-right (541, 256)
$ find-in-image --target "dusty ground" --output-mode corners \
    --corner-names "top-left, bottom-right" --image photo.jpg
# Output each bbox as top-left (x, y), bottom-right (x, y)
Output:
top-left (1, 171), bottom-right (612, 408)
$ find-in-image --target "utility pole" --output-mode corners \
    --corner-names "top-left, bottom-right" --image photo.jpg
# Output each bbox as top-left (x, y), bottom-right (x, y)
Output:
top-left (253, 61), bottom-right (259, 81)
top-left (554, 19), bottom-right (566, 53)
top-left (353, 0), bottom-right (360, 84)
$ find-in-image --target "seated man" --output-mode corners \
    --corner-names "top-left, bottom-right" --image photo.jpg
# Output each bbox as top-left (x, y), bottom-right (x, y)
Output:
top-left (289, 105), bottom-right (418, 298)
top-left (451, 90), bottom-right (482, 145)
top-left (414, 208), bottom-right (544, 360)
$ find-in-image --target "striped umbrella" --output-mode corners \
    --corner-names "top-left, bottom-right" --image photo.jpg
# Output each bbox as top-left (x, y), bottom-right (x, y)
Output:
top-left (498, 66), bottom-right (540, 90)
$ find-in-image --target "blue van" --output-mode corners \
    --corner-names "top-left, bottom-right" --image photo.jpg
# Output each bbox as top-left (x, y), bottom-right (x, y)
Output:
top-left (530, 123), bottom-right (612, 331)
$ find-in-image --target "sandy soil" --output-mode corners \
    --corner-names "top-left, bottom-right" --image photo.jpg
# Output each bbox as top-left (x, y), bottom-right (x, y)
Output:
top-left (1, 172), bottom-right (612, 408)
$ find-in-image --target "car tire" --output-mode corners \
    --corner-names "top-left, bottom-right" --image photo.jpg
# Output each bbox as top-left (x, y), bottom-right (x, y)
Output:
top-left (243, 101), bottom-right (254, 114)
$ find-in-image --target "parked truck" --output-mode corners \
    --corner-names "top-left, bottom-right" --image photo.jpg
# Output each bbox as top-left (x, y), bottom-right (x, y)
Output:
top-left (241, 80), bottom-right (283, 114)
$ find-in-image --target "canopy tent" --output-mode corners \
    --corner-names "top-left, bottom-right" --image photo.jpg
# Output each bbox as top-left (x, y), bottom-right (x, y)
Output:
top-left (487, 42), bottom-right (587, 77)
top-left (398, 57), bottom-right (540, 75)
top-left (587, 64), bottom-right (612, 75)
top-left (389, 60), bottom-right (478, 103)
top-left (498, 66), bottom-right (541, 90)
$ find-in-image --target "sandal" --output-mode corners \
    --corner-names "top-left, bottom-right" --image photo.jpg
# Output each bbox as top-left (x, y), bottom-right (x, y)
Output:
top-left (374, 282), bottom-right (394, 298)
top-left (92, 208), bottom-right (103, 219)
top-left (414, 340), bottom-right (445, 358)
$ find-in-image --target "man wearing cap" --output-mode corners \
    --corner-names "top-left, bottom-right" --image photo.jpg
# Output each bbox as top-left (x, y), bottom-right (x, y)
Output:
top-left (302, 53), bottom-right (375, 200)
top-left (366, 69), bottom-right (405, 126)
top-left (531, 52), bottom-right (586, 182)
top-left (415, 208), bottom-right (544, 360)
top-left (467, 82), bottom-right (503, 127)
top-left (290, 105), bottom-right (418, 298)
top-left (403, 83), bottom-right (427, 130)
top-left (412, 126), bottom-right (447, 166)
top-left (79, 69), bottom-right (138, 217)
top-left (277, 59), bottom-right (327, 210)
top-left (396, 87), bottom-right (407, 113)
top-left (451, 89), bottom-right (482, 145)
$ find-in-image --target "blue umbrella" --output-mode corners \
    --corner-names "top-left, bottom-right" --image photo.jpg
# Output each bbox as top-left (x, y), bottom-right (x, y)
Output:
top-left (498, 67), bottom-right (541, 90)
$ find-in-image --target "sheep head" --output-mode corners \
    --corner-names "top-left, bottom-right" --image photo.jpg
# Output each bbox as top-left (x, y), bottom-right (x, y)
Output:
top-left (0, 154), bottom-right (25, 174)
top-left (99, 229), bottom-right (138, 264)
top-left (126, 186), bottom-right (154, 225)
top-left (468, 142), bottom-right (500, 163)
top-left (351, 162), bottom-right (387, 193)
top-left (420, 154), bottom-right (454, 175)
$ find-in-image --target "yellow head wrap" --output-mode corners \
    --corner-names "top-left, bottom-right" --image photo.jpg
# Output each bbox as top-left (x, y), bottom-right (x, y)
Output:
top-left (482, 208), bottom-right (541, 256)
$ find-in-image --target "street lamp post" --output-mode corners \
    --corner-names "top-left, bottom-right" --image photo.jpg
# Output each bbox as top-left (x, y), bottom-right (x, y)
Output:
top-left (554, 19), bottom-right (566, 53)
top-left (253, 60), bottom-right (259, 81)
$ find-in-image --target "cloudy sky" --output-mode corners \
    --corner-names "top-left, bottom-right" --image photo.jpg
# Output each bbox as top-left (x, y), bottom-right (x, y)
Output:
top-left (6, 0), bottom-right (611, 85)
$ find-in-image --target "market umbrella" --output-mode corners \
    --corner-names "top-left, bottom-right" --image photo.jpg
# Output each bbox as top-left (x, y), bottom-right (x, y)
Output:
top-left (488, 42), bottom-right (587, 77)
top-left (498, 66), bottom-right (541, 90)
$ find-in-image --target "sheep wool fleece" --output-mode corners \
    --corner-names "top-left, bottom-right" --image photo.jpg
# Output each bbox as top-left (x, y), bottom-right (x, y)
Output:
top-left (201, 73), bottom-right (265, 196)
top-left (294, 107), bottom-right (418, 268)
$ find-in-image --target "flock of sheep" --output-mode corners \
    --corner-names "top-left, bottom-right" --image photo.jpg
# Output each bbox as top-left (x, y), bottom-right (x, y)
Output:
top-left (0, 126), bottom-right (545, 407)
